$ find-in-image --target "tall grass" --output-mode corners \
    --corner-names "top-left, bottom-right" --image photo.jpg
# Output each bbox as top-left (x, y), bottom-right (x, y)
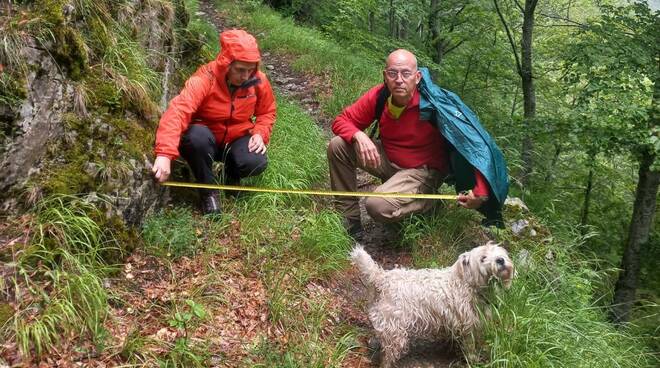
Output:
top-left (4, 195), bottom-right (117, 358)
top-left (478, 237), bottom-right (655, 367)
top-left (236, 97), bottom-right (350, 272)
top-left (239, 98), bottom-right (348, 269)
top-left (224, 97), bottom-right (352, 363)
top-left (142, 206), bottom-right (202, 258)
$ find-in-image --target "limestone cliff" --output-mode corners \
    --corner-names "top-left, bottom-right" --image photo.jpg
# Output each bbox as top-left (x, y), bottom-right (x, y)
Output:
top-left (0, 0), bottom-right (204, 225)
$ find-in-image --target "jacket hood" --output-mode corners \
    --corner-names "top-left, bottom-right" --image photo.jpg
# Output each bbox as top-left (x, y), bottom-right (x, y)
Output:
top-left (216, 29), bottom-right (261, 66)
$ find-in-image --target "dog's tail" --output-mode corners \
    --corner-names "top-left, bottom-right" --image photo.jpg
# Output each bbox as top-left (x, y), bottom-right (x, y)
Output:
top-left (351, 245), bottom-right (385, 288)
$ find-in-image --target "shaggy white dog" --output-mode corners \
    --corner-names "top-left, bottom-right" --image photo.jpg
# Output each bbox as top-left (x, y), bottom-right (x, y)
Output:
top-left (351, 242), bottom-right (514, 367)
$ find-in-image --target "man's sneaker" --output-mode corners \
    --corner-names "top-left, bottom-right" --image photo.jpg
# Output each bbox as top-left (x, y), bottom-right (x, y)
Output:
top-left (345, 218), bottom-right (364, 241)
top-left (201, 192), bottom-right (222, 215)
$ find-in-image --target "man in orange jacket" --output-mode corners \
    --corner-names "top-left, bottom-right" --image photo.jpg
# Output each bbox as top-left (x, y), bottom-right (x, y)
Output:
top-left (152, 30), bottom-right (277, 215)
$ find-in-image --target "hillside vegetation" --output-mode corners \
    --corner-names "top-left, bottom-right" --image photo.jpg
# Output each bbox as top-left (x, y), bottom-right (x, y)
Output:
top-left (0, 0), bottom-right (657, 366)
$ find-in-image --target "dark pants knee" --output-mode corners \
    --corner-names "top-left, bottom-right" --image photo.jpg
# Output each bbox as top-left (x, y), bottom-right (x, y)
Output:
top-left (179, 127), bottom-right (268, 192)
top-left (180, 125), bottom-right (218, 195)
top-left (224, 135), bottom-right (268, 180)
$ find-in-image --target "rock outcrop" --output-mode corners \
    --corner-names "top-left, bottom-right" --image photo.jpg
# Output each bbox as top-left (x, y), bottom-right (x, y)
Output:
top-left (0, 0), bottom-right (195, 226)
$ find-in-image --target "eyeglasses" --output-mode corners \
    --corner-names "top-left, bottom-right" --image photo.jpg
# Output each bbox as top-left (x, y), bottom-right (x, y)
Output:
top-left (384, 69), bottom-right (416, 80)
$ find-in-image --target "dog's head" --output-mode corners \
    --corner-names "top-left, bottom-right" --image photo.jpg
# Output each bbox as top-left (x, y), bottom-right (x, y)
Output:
top-left (456, 241), bottom-right (514, 288)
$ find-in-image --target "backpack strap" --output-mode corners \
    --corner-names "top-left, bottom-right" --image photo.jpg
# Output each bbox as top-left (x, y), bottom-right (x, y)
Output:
top-left (368, 85), bottom-right (391, 139)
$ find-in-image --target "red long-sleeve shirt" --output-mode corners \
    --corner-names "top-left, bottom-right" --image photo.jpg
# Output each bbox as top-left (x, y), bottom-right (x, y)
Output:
top-left (332, 84), bottom-right (489, 197)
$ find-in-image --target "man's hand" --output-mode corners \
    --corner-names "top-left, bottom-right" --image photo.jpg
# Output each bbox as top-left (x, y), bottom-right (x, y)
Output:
top-left (352, 131), bottom-right (381, 169)
top-left (458, 190), bottom-right (488, 209)
top-left (152, 156), bottom-right (171, 183)
top-left (248, 134), bottom-right (267, 154)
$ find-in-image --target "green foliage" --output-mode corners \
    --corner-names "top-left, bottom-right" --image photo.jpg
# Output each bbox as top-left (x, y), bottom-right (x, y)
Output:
top-left (181, 0), bottom-right (219, 61)
top-left (477, 236), bottom-right (655, 368)
top-left (4, 195), bottom-right (117, 358)
top-left (0, 71), bottom-right (27, 108)
top-left (169, 299), bottom-right (208, 331)
top-left (39, 113), bottom-right (153, 195)
top-left (161, 299), bottom-right (209, 367)
top-left (565, 2), bottom-right (659, 161)
top-left (142, 206), bottom-right (202, 258)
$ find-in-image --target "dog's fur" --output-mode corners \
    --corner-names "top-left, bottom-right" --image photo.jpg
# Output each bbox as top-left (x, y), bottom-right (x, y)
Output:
top-left (351, 242), bottom-right (514, 367)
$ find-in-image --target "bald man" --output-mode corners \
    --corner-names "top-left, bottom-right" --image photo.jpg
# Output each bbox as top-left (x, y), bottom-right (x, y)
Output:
top-left (328, 49), bottom-right (491, 240)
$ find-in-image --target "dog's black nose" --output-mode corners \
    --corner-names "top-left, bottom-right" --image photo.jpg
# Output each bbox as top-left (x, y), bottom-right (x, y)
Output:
top-left (496, 257), bottom-right (505, 266)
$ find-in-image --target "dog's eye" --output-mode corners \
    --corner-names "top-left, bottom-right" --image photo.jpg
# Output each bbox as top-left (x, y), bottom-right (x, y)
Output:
top-left (480, 255), bottom-right (487, 263)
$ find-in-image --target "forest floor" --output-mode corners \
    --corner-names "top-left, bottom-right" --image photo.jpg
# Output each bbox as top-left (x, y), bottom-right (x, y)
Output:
top-left (194, 1), bottom-right (465, 366)
top-left (0, 1), bottom-right (466, 367)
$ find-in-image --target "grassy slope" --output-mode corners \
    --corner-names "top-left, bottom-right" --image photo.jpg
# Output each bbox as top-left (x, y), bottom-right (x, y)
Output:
top-left (213, 1), bottom-right (657, 367)
top-left (1, 0), bottom-right (656, 366)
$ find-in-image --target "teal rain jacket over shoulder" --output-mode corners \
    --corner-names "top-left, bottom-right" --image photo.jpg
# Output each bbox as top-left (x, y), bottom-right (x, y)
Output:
top-left (417, 67), bottom-right (509, 205)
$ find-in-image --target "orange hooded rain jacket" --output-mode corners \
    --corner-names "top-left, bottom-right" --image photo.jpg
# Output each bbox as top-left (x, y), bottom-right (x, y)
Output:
top-left (154, 30), bottom-right (277, 160)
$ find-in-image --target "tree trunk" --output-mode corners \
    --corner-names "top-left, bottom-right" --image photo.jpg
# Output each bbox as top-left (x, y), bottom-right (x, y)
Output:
top-left (545, 143), bottom-right (561, 183)
top-left (611, 71), bottom-right (660, 324)
top-left (389, 0), bottom-right (396, 37)
top-left (493, 0), bottom-right (538, 189)
top-left (580, 164), bottom-right (594, 234)
top-left (484, 31), bottom-right (497, 88)
top-left (611, 151), bottom-right (659, 324)
top-left (416, 19), bottom-right (424, 37)
top-left (399, 18), bottom-right (407, 39)
top-left (520, 0), bottom-right (538, 188)
top-left (460, 53), bottom-right (475, 96)
top-left (368, 10), bottom-right (374, 33)
top-left (428, 0), bottom-right (440, 58)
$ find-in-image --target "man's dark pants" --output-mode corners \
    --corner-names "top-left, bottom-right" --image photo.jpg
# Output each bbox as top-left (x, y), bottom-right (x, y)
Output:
top-left (179, 124), bottom-right (268, 196)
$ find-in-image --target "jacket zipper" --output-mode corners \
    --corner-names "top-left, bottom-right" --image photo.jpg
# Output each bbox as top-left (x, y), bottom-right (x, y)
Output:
top-left (221, 88), bottom-right (237, 145)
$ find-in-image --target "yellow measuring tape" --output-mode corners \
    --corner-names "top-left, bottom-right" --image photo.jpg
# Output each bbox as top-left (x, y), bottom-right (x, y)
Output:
top-left (161, 181), bottom-right (457, 200)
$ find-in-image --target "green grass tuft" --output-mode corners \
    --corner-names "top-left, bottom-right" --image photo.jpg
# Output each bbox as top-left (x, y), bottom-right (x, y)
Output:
top-left (142, 206), bottom-right (202, 258)
top-left (5, 195), bottom-right (116, 358)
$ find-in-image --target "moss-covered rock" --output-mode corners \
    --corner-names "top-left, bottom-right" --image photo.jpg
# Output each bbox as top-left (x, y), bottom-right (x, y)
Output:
top-left (1, 0), bottom-right (213, 226)
top-left (33, 0), bottom-right (89, 80)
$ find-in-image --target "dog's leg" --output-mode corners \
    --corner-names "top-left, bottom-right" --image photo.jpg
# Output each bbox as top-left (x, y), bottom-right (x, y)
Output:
top-left (460, 330), bottom-right (485, 363)
top-left (379, 328), bottom-right (409, 368)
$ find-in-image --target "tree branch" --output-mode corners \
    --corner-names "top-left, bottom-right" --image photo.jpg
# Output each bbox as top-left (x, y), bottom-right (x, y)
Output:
top-left (445, 39), bottom-right (465, 55)
top-left (494, 0), bottom-right (523, 76)
top-left (513, 0), bottom-right (524, 13)
top-left (530, 0), bottom-right (540, 12)
top-left (538, 12), bottom-right (586, 28)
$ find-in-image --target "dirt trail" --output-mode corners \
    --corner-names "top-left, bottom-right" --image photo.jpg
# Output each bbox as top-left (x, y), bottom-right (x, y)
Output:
top-left (198, 1), bottom-right (463, 366)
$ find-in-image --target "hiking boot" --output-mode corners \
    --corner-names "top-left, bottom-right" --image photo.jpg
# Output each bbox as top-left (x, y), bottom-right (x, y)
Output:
top-left (481, 214), bottom-right (504, 229)
top-left (201, 192), bottom-right (221, 215)
top-left (344, 218), bottom-right (364, 241)
top-left (224, 176), bottom-right (241, 199)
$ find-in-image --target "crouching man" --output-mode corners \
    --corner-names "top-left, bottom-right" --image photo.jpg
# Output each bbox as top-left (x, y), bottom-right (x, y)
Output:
top-left (328, 49), bottom-right (508, 240)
